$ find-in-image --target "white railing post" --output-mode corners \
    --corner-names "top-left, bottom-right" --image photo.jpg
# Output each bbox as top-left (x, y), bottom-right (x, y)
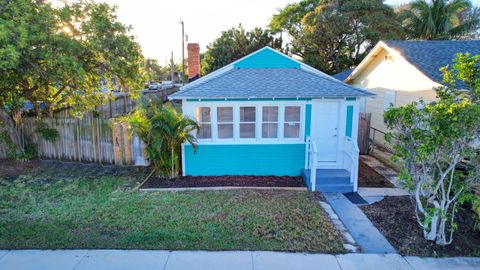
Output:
top-left (310, 141), bottom-right (318, 191)
top-left (305, 136), bottom-right (310, 169)
top-left (344, 137), bottom-right (360, 192)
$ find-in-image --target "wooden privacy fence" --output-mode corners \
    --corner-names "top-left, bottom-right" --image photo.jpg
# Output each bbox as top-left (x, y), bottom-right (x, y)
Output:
top-left (15, 117), bottom-right (148, 165)
top-left (357, 112), bottom-right (371, 155)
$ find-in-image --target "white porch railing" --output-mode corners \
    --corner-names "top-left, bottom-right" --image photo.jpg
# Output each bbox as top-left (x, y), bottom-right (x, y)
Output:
top-left (305, 136), bottom-right (318, 191)
top-left (341, 136), bottom-right (360, 192)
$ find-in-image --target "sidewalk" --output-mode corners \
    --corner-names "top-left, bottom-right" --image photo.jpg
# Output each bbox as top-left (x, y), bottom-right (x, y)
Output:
top-left (1, 250), bottom-right (479, 270)
top-left (324, 192), bottom-right (397, 254)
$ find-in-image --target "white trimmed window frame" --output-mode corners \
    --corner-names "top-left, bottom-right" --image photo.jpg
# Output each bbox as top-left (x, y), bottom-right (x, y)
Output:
top-left (188, 101), bottom-right (305, 145)
top-left (283, 105), bottom-right (302, 140)
top-left (216, 106), bottom-right (235, 141)
top-left (261, 106), bottom-right (279, 139)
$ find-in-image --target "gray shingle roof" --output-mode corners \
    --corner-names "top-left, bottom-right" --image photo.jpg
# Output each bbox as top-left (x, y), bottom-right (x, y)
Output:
top-left (383, 40), bottom-right (480, 88)
top-left (332, 69), bottom-right (353, 81)
top-left (171, 68), bottom-right (373, 99)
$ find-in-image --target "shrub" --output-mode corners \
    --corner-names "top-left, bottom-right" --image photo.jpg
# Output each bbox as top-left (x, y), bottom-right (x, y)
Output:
top-left (120, 97), bottom-right (198, 177)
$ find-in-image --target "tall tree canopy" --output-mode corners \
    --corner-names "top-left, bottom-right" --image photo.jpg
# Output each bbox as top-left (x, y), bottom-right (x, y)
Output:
top-left (143, 59), bottom-right (164, 83)
top-left (271, 0), bottom-right (404, 74)
top-left (0, 0), bottom-right (144, 156)
top-left (398, 0), bottom-right (480, 40)
top-left (201, 25), bottom-right (282, 75)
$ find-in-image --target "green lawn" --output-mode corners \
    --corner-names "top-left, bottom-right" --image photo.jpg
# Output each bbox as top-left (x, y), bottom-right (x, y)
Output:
top-left (0, 170), bottom-right (344, 252)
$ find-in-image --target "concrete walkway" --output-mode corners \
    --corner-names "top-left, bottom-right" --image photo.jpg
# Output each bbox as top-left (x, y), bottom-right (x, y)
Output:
top-left (324, 192), bottom-right (397, 254)
top-left (0, 250), bottom-right (479, 270)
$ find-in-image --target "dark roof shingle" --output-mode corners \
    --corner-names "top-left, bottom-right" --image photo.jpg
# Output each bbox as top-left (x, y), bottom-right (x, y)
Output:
top-left (172, 68), bottom-right (373, 99)
top-left (333, 69), bottom-right (353, 81)
top-left (383, 40), bottom-right (480, 88)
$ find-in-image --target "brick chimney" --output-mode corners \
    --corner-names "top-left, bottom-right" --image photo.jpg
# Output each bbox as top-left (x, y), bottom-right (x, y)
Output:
top-left (187, 43), bottom-right (200, 81)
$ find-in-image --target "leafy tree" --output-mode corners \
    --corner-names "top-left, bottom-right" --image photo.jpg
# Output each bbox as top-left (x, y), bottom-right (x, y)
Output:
top-left (143, 59), bottom-right (164, 83)
top-left (122, 97), bottom-right (199, 177)
top-left (0, 0), bottom-right (144, 157)
top-left (384, 53), bottom-right (480, 245)
top-left (201, 25), bottom-right (283, 75)
top-left (270, 0), bottom-right (321, 36)
top-left (398, 0), bottom-right (480, 40)
top-left (272, 0), bottom-right (404, 74)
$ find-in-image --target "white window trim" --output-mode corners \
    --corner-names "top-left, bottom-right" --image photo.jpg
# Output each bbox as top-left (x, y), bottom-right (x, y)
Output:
top-left (196, 107), bottom-right (213, 141)
top-left (216, 106), bottom-right (235, 141)
top-left (261, 106), bottom-right (279, 140)
top-left (189, 101), bottom-right (305, 144)
top-left (239, 105), bottom-right (257, 140)
top-left (283, 105), bottom-right (302, 140)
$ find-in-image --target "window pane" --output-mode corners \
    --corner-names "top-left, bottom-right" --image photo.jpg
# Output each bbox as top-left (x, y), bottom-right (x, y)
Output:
top-left (285, 106), bottom-right (300, 122)
top-left (218, 124), bottom-right (233, 139)
top-left (196, 107), bottom-right (211, 122)
top-left (284, 123), bottom-right (300, 138)
top-left (197, 124), bottom-right (211, 139)
top-left (240, 107), bottom-right (256, 122)
top-left (262, 123), bottom-right (278, 138)
top-left (217, 107), bottom-right (233, 122)
top-left (240, 123), bottom-right (255, 138)
top-left (262, 106), bottom-right (278, 122)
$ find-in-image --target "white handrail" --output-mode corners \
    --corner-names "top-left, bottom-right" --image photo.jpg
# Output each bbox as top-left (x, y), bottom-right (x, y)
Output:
top-left (305, 137), bottom-right (311, 169)
top-left (310, 141), bottom-right (318, 191)
top-left (344, 137), bottom-right (360, 192)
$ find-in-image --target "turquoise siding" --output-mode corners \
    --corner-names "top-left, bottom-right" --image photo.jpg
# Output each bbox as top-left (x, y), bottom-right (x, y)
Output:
top-left (184, 144), bottom-right (305, 176)
top-left (345, 105), bottom-right (354, 138)
top-left (305, 104), bottom-right (311, 139)
top-left (234, 48), bottom-right (300, 69)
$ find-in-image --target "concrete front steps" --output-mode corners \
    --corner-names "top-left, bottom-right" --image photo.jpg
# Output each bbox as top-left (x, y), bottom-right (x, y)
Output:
top-left (301, 169), bottom-right (354, 192)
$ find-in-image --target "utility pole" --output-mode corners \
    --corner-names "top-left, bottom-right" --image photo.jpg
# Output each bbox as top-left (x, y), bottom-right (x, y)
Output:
top-left (170, 51), bottom-right (174, 82)
top-left (180, 19), bottom-right (186, 85)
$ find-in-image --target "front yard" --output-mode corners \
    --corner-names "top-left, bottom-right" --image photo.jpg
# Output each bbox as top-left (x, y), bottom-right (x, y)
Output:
top-left (0, 161), bottom-right (344, 253)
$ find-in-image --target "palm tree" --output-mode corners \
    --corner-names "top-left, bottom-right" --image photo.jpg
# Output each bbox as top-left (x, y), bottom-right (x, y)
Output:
top-left (150, 105), bottom-right (199, 178)
top-left (398, 0), bottom-right (479, 39)
top-left (123, 96), bottom-right (199, 177)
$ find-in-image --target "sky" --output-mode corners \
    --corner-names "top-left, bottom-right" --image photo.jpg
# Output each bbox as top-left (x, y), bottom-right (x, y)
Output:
top-left (95, 0), bottom-right (479, 65)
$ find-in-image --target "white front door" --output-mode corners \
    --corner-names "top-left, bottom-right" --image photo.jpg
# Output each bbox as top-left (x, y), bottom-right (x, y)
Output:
top-left (311, 101), bottom-right (340, 162)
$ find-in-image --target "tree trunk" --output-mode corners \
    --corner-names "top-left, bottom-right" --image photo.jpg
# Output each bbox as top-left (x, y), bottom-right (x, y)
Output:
top-left (0, 108), bottom-right (24, 157)
top-left (170, 145), bottom-right (174, 178)
top-left (424, 213), bottom-right (439, 241)
top-left (435, 217), bottom-right (448, 245)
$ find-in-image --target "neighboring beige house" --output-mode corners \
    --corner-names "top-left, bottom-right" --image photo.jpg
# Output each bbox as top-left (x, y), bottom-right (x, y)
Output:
top-left (336, 40), bottom-right (480, 145)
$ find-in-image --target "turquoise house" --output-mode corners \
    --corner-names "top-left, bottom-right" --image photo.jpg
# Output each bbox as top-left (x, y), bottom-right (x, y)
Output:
top-left (170, 47), bottom-right (374, 192)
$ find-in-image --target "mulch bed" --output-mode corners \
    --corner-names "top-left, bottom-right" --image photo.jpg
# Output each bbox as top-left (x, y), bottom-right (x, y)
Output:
top-left (140, 175), bottom-right (305, 189)
top-left (360, 196), bottom-right (480, 257)
top-left (0, 160), bottom-right (40, 178)
top-left (358, 160), bottom-right (394, 188)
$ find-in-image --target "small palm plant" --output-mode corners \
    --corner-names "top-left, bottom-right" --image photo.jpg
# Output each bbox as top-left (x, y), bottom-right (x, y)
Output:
top-left (121, 96), bottom-right (199, 177)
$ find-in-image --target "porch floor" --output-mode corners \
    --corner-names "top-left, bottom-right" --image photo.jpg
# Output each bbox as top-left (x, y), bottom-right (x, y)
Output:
top-left (301, 169), bottom-right (354, 192)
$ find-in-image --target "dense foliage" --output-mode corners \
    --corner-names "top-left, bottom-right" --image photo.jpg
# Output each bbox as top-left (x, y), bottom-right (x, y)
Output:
top-left (201, 25), bottom-right (283, 75)
top-left (384, 53), bottom-right (480, 245)
top-left (270, 0), bottom-right (404, 74)
top-left (398, 0), bottom-right (480, 40)
top-left (0, 0), bottom-right (144, 157)
top-left (121, 97), bottom-right (198, 177)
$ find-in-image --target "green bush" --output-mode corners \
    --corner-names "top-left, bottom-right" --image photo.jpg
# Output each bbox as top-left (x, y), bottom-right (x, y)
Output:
top-left (35, 122), bottom-right (59, 142)
top-left (119, 97), bottom-right (199, 177)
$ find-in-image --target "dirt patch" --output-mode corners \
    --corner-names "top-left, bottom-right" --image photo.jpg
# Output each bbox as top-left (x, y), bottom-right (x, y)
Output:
top-left (0, 160), bottom-right (40, 178)
top-left (141, 175), bottom-right (305, 189)
top-left (358, 161), bottom-right (394, 188)
top-left (0, 159), bottom-right (149, 185)
top-left (360, 196), bottom-right (480, 257)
